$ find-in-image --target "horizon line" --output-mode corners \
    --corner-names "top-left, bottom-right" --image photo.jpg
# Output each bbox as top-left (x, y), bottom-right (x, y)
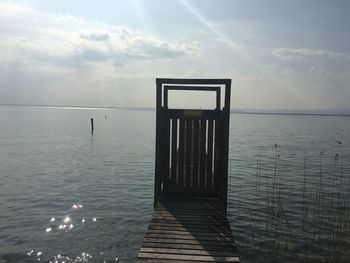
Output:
top-left (1, 103), bottom-right (350, 117)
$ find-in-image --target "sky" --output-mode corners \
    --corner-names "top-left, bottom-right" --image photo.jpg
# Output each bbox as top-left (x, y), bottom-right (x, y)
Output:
top-left (0, 0), bottom-right (349, 110)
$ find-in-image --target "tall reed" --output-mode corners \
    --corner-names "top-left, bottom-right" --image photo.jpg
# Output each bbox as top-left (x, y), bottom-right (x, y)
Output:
top-left (228, 142), bottom-right (350, 263)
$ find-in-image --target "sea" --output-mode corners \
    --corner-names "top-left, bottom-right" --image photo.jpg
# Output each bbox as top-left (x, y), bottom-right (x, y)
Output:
top-left (0, 105), bottom-right (349, 263)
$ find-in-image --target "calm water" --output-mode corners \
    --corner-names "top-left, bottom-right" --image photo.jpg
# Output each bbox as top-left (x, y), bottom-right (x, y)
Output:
top-left (0, 106), bottom-right (349, 262)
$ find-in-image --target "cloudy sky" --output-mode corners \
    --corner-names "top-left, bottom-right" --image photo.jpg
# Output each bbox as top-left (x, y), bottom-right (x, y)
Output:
top-left (0, 0), bottom-right (349, 109)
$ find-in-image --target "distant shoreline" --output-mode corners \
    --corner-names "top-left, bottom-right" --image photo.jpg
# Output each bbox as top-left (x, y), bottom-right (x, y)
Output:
top-left (1, 104), bottom-right (350, 117)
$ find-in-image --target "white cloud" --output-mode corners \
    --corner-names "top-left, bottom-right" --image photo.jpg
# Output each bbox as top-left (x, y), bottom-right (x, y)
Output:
top-left (0, 3), bottom-right (202, 107)
top-left (272, 48), bottom-right (346, 60)
top-left (81, 32), bottom-right (110, 41)
top-left (0, 2), bottom-right (38, 17)
top-left (0, 3), bottom-right (199, 73)
top-left (1, 2), bottom-right (349, 110)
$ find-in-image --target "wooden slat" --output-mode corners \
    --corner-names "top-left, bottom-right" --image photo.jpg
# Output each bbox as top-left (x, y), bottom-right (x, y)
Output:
top-left (148, 225), bottom-right (232, 235)
top-left (140, 247), bottom-right (238, 257)
top-left (207, 119), bottom-right (214, 189)
top-left (136, 259), bottom-right (213, 263)
top-left (144, 233), bottom-right (233, 242)
top-left (137, 198), bottom-right (239, 262)
top-left (145, 230), bottom-right (233, 240)
top-left (213, 119), bottom-right (219, 191)
top-left (156, 78), bottom-right (231, 85)
top-left (216, 87), bottom-right (221, 110)
top-left (178, 119), bottom-right (185, 187)
top-left (199, 119), bottom-right (207, 189)
top-left (192, 119), bottom-right (199, 189)
top-left (151, 215), bottom-right (229, 223)
top-left (164, 86), bottom-right (169, 107)
top-left (138, 252), bottom-right (240, 262)
top-left (171, 118), bottom-right (178, 182)
top-left (141, 242), bottom-right (237, 252)
top-left (143, 237), bottom-right (235, 246)
top-left (165, 117), bottom-right (171, 181)
top-left (157, 203), bottom-right (225, 212)
top-left (154, 81), bottom-right (162, 207)
top-left (167, 109), bottom-right (220, 120)
top-left (151, 214), bottom-right (229, 223)
top-left (185, 119), bottom-right (192, 188)
top-left (153, 209), bottom-right (226, 217)
top-left (150, 220), bottom-right (229, 229)
top-left (163, 85), bottom-right (220, 92)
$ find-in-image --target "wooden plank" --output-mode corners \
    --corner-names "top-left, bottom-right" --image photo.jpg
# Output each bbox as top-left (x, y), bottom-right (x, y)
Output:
top-left (157, 201), bottom-right (225, 209)
top-left (137, 259), bottom-right (214, 263)
top-left (148, 224), bottom-right (231, 235)
top-left (152, 213), bottom-right (229, 221)
top-left (185, 119), bottom-right (192, 188)
top-left (141, 242), bottom-right (238, 252)
top-left (192, 119), bottom-right (200, 189)
top-left (150, 218), bottom-right (229, 228)
top-left (199, 119), bottom-right (207, 189)
top-left (140, 247), bottom-right (238, 257)
top-left (143, 237), bottom-right (235, 246)
top-left (164, 85), bottom-right (220, 91)
top-left (178, 119), bottom-right (185, 188)
top-left (158, 197), bottom-right (223, 205)
top-left (167, 109), bottom-right (220, 120)
top-left (171, 118), bottom-right (178, 182)
top-left (145, 230), bottom-right (233, 240)
top-left (148, 224), bottom-right (231, 233)
top-left (151, 216), bottom-right (228, 224)
top-left (221, 81), bottom-right (231, 212)
top-left (213, 119), bottom-right (220, 192)
top-left (137, 259), bottom-right (215, 263)
top-left (146, 230), bottom-right (232, 239)
top-left (164, 86), bottom-right (169, 108)
top-left (154, 81), bottom-right (161, 207)
top-left (144, 233), bottom-right (233, 242)
top-left (153, 210), bottom-right (226, 218)
top-left (216, 87), bottom-right (221, 110)
top-left (154, 209), bottom-right (225, 216)
top-left (157, 201), bottom-right (224, 210)
top-left (156, 78), bottom-right (231, 85)
top-left (149, 223), bottom-right (229, 231)
top-left (164, 116), bottom-right (171, 182)
top-left (151, 216), bottom-right (229, 225)
top-left (150, 220), bottom-right (230, 230)
top-left (207, 119), bottom-right (214, 189)
top-left (156, 206), bottom-right (225, 215)
top-left (137, 252), bottom-right (240, 262)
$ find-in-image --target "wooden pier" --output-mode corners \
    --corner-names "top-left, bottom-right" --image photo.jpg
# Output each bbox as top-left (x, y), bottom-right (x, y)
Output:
top-left (136, 78), bottom-right (239, 262)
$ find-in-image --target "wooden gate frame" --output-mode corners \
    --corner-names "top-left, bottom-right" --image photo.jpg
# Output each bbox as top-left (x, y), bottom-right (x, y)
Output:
top-left (154, 78), bottom-right (231, 213)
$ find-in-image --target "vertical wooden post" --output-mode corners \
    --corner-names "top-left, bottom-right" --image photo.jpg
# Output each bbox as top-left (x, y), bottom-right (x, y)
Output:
top-left (216, 87), bottom-right (221, 110)
top-left (221, 80), bottom-right (231, 214)
top-left (91, 118), bottom-right (94, 133)
top-left (154, 79), bottom-right (162, 208)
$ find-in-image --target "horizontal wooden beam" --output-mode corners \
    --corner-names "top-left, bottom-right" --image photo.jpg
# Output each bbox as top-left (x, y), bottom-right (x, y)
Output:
top-left (164, 85), bottom-right (220, 91)
top-left (157, 78), bottom-right (231, 85)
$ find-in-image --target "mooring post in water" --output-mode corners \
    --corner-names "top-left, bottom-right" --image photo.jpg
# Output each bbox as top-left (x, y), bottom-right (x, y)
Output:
top-left (91, 118), bottom-right (94, 133)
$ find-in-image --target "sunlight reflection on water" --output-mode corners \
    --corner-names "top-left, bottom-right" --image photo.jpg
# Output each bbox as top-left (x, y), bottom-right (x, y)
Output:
top-left (1, 107), bottom-right (349, 262)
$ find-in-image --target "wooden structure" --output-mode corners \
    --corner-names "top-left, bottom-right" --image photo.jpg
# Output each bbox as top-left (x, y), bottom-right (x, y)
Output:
top-left (136, 78), bottom-right (239, 262)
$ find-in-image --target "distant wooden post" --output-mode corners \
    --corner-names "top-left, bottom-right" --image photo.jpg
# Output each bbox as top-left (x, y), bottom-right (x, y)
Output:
top-left (91, 118), bottom-right (94, 133)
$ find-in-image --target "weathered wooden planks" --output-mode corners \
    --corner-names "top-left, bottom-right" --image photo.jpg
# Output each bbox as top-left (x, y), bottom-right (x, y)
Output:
top-left (148, 78), bottom-right (235, 262)
top-left (136, 198), bottom-right (240, 263)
